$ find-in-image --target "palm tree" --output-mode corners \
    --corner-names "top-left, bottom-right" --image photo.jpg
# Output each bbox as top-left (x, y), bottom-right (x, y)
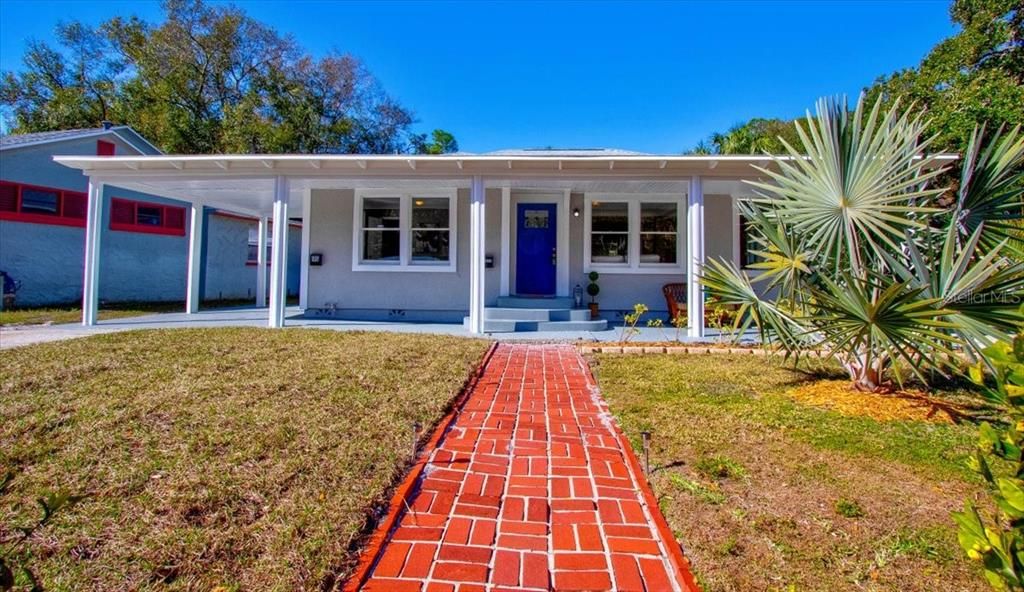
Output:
top-left (702, 95), bottom-right (1024, 392)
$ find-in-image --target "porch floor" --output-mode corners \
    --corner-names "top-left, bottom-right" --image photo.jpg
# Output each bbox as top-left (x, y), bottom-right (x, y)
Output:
top-left (0, 306), bottom-right (747, 349)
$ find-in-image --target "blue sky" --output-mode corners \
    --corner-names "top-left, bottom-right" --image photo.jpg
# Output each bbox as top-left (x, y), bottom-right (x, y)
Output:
top-left (0, 0), bottom-right (956, 153)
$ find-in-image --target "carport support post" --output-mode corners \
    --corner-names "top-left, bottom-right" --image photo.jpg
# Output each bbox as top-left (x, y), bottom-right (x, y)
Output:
top-left (268, 176), bottom-right (290, 328)
top-left (185, 204), bottom-right (204, 314)
top-left (256, 216), bottom-right (268, 307)
top-left (81, 179), bottom-right (105, 326)
top-left (468, 176), bottom-right (486, 334)
top-left (687, 176), bottom-right (705, 339)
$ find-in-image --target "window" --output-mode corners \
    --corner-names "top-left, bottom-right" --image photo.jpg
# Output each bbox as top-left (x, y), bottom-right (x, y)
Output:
top-left (353, 190), bottom-right (457, 271)
top-left (739, 215), bottom-right (760, 267)
top-left (110, 198), bottom-right (186, 236)
top-left (411, 198), bottom-right (451, 263)
top-left (0, 181), bottom-right (87, 227)
top-left (97, 140), bottom-right (116, 156)
top-left (247, 226), bottom-right (272, 264)
top-left (584, 195), bottom-right (684, 272)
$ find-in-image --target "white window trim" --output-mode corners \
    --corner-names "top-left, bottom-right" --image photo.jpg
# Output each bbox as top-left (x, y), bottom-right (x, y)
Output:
top-left (583, 193), bottom-right (686, 274)
top-left (352, 188), bottom-right (458, 272)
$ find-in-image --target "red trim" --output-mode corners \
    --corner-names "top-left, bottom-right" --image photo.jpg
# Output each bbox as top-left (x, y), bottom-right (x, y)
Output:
top-left (97, 140), bottom-right (116, 156)
top-left (580, 356), bottom-right (702, 592)
top-left (0, 180), bottom-right (87, 227)
top-left (109, 197), bottom-right (187, 236)
top-left (342, 343), bottom-right (498, 592)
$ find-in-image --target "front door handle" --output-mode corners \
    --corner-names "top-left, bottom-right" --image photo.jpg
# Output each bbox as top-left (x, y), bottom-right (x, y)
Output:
top-left (551, 247), bottom-right (557, 266)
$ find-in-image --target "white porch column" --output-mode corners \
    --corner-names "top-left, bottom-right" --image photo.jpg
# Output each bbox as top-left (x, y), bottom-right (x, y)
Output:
top-left (687, 176), bottom-right (705, 338)
top-left (468, 176), bottom-right (486, 334)
top-left (185, 204), bottom-right (204, 314)
top-left (256, 216), bottom-right (268, 307)
top-left (268, 176), bottom-right (290, 328)
top-left (499, 186), bottom-right (511, 297)
top-left (299, 188), bottom-right (311, 310)
top-left (81, 179), bottom-right (104, 326)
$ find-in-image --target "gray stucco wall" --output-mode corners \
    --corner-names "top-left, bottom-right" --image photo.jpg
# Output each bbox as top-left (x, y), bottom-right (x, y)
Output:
top-left (306, 188), bottom-right (478, 321)
top-left (305, 188), bottom-right (738, 322)
top-left (203, 214), bottom-right (301, 301)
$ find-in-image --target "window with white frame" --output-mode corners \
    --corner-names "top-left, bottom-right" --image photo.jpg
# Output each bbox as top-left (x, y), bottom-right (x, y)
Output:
top-left (585, 195), bottom-right (684, 272)
top-left (247, 226), bottom-right (272, 264)
top-left (353, 190), bottom-right (456, 271)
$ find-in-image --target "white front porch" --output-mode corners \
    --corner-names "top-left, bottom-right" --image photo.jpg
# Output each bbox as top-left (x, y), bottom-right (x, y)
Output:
top-left (55, 153), bottom-right (766, 338)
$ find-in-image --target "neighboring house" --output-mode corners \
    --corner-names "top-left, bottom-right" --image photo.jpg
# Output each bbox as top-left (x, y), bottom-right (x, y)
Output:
top-left (0, 124), bottom-right (300, 307)
top-left (54, 148), bottom-right (851, 335)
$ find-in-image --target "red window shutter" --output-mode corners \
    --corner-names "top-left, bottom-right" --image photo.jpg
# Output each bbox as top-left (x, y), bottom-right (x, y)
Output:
top-left (97, 140), bottom-right (116, 156)
top-left (0, 183), bottom-right (17, 212)
top-left (63, 192), bottom-right (87, 219)
top-left (165, 206), bottom-right (185, 230)
top-left (111, 199), bottom-right (135, 225)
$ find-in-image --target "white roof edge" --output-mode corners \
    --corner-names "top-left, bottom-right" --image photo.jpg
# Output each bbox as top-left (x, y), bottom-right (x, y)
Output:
top-left (52, 153), bottom-right (960, 163)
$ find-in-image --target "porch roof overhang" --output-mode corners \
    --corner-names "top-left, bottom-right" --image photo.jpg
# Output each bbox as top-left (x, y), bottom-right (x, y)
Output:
top-left (53, 153), bottom-right (958, 218)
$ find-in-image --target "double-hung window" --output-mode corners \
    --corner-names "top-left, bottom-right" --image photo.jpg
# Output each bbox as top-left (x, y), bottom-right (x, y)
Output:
top-left (353, 189), bottom-right (456, 271)
top-left (584, 194), bottom-right (684, 272)
top-left (247, 226), bottom-right (272, 264)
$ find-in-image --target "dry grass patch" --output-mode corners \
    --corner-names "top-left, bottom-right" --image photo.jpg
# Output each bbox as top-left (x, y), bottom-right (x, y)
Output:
top-left (0, 328), bottom-right (489, 591)
top-left (594, 353), bottom-right (989, 592)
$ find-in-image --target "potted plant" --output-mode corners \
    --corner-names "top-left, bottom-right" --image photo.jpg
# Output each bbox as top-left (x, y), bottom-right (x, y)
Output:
top-left (586, 271), bottom-right (600, 318)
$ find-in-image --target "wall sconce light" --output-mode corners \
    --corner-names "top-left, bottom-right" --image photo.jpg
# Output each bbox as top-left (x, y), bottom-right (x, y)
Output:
top-left (572, 208), bottom-right (580, 218)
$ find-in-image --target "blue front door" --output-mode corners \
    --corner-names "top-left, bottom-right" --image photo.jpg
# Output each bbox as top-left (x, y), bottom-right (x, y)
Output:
top-left (516, 203), bottom-right (557, 296)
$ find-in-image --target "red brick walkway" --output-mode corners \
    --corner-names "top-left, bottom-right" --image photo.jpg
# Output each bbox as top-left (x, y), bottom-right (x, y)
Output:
top-left (357, 344), bottom-right (695, 592)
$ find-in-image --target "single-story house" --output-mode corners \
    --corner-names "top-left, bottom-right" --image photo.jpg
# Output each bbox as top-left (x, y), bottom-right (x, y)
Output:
top-left (0, 124), bottom-right (301, 307)
top-left (52, 148), bottom-right (793, 335)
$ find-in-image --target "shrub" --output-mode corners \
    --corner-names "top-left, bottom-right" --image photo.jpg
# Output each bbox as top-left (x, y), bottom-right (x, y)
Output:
top-left (953, 331), bottom-right (1024, 590)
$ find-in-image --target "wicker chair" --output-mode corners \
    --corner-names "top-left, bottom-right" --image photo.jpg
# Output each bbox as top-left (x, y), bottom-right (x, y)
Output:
top-left (662, 283), bottom-right (687, 321)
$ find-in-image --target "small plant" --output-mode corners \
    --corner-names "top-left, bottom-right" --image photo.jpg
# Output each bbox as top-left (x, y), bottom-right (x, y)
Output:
top-left (646, 317), bottom-right (667, 341)
top-left (586, 271), bottom-right (600, 317)
top-left (667, 473), bottom-right (726, 505)
top-left (671, 311), bottom-right (688, 342)
top-left (953, 331), bottom-right (1024, 591)
top-left (586, 271), bottom-right (600, 303)
top-left (695, 455), bottom-right (747, 480)
top-left (1, 471), bottom-right (85, 591)
top-left (835, 498), bottom-right (865, 518)
top-left (620, 303), bottom-right (648, 343)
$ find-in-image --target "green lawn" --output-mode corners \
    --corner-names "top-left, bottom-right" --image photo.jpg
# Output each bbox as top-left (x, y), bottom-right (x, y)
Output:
top-left (593, 353), bottom-right (989, 592)
top-left (0, 329), bottom-right (489, 591)
top-left (0, 298), bottom-right (295, 327)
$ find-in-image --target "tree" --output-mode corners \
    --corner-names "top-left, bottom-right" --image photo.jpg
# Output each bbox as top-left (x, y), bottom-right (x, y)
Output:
top-left (0, 22), bottom-right (123, 131)
top-left (411, 129), bottom-right (459, 154)
top-left (0, 0), bottom-right (453, 155)
top-left (865, 0), bottom-right (1023, 153)
top-left (702, 95), bottom-right (1024, 392)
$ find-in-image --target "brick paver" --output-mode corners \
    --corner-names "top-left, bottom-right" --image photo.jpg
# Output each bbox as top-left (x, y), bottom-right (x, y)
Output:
top-left (359, 344), bottom-right (693, 591)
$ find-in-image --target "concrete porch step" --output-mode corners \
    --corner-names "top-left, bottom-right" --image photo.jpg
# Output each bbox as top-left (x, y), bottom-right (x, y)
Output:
top-left (495, 296), bottom-right (575, 309)
top-left (464, 317), bottom-right (609, 333)
top-left (484, 307), bottom-right (591, 322)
